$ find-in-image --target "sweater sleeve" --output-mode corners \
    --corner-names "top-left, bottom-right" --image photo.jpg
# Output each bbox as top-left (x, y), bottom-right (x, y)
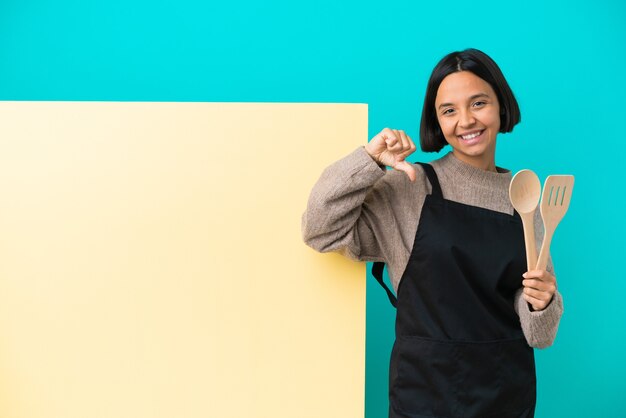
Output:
top-left (514, 210), bottom-right (564, 348)
top-left (301, 146), bottom-right (396, 262)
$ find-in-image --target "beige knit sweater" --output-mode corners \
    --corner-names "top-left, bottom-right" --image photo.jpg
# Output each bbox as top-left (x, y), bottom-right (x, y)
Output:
top-left (301, 146), bottom-right (563, 349)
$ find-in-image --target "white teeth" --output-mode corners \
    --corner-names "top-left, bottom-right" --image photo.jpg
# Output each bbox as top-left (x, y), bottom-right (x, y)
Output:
top-left (460, 130), bottom-right (482, 140)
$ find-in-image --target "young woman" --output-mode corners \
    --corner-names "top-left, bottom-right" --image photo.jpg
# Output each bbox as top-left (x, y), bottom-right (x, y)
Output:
top-left (301, 48), bottom-right (563, 418)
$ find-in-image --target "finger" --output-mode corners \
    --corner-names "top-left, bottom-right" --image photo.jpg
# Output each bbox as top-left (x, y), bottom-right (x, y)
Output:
top-left (395, 131), bottom-right (410, 161)
top-left (398, 130), bottom-right (410, 149)
top-left (389, 129), bottom-right (402, 154)
top-left (368, 129), bottom-right (391, 156)
top-left (523, 286), bottom-right (553, 301)
top-left (385, 135), bottom-right (400, 151)
top-left (523, 270), bottom-right (556, 284)
top-left (406, 133), bottom-right (417, 150)
top-left (380, 127), bottom-right (395, 139)
top-left (396, 135), bottom-right (417, 161)
top-left (524, 269), bottom-right (553, 279)
top-left (395, 160), bottom-right (417, 182)
top-left (523, 292), bottom-right (549, 311)
top-left (379, 128), bottom-right (397, 146)
top-left (396, 137), bottom-right (417, 161)
top-left (522, 279), bottom-right (555, 292)
top-left (387, 130), bottom-right (403, 152)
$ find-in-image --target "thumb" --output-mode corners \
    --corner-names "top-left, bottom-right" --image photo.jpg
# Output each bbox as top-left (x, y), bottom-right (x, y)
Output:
top-left (394, 160), bottom-right (416, 182)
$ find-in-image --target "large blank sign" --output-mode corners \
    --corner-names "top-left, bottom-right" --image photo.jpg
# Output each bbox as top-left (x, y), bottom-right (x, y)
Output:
top-left (0, 102), bottom-right (366, 418)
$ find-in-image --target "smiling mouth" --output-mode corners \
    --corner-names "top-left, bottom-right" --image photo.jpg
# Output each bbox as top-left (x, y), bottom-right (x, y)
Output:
top-left (458, 129), bottom-right (484, 141)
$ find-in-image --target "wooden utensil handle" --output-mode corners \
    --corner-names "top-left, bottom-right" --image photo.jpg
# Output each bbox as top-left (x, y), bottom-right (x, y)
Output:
top-left (535, 229), bottom-right (554, 271)
top-left (521, 213), bottom-right (538, 271)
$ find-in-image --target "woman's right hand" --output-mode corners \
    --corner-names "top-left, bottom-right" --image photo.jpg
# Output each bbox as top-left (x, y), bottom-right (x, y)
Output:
top-left (364, 128), bottom-right (417, 182)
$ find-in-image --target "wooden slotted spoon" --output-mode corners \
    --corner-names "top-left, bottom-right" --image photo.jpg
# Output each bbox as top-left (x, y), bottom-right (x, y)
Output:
top-left (535, 175), bottom-right (575, 270)
top-left (509, 169), bottom-right (542, 271)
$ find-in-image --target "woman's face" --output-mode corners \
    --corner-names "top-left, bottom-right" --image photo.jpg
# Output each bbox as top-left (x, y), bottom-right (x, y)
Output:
top-left (434, 71), bottom-right (501, 171)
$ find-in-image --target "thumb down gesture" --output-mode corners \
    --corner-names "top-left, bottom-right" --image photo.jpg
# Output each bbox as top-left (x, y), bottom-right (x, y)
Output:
top-left (365, 128), bottom-right (417, 182)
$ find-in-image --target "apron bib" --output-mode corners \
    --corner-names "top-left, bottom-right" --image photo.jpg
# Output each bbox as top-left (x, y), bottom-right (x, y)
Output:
top-left (373, 163), bottom-right (536, 418)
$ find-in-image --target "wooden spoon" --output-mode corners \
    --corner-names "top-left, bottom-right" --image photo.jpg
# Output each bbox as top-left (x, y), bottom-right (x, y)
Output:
top-left (535, 175), bottom-right (575, 270)
top-left (509, 169), bottom-right (541, 271)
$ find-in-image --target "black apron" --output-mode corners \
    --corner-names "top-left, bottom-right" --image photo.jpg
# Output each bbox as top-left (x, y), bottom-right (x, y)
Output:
top-left (373, 163), bottom-right (536, 418)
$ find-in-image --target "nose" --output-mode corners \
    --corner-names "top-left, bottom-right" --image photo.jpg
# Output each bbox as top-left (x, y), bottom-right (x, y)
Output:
top-left (458, 109), bottom-right (476, 128)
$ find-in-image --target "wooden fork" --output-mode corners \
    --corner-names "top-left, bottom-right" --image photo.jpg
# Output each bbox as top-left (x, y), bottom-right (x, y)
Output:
top-left (535, 175), bottom-right (575, 270)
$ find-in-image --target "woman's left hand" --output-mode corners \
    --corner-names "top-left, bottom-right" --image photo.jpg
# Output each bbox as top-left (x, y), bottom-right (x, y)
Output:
top-left (521, 270), bottom-right (557, 311)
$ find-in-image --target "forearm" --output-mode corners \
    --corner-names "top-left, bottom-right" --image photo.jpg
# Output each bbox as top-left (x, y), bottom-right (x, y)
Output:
top-left (515, 209), bottom-right (564, 347)
top-left (515, 287), bottom-right (564, 348)
top-left (301, 146), bottom-right (387, 260)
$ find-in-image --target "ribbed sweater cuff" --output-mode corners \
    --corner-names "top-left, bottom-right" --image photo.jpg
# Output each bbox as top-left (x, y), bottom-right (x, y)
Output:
top-left (515, 288), bottom-right (564, 349)
top-left (352, 146), bottom-right (387, 173)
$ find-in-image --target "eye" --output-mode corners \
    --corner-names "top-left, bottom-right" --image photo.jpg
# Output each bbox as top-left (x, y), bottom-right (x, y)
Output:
top-left (442, 108), bottom-right (454, 115)
top-left (473, 101), bottom-right (486, 107)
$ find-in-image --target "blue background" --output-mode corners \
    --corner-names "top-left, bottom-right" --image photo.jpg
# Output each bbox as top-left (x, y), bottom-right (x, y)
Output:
top-left (2, 1), bottom-right (625, 416)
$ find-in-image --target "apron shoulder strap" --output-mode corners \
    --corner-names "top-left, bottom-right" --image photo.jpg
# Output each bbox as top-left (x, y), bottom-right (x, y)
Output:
top-left (415, 162), bottom-right (442, 198)
top-left (371, 162), bottom-right (441, 308)
top-left (372, 261), bottom-right (397, 308)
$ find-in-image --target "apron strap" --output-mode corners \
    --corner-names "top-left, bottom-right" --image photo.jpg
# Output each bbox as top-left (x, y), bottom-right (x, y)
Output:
top-left (415, 162), bottom-right (442, 198)
top-left (371, 162), bottom-right (442, 308)
top-left (372, 261), bottom-right (397, 308)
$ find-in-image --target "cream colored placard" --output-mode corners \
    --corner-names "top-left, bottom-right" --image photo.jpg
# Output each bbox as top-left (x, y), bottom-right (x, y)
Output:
top-left (0, 102), bottom-right (366, 418)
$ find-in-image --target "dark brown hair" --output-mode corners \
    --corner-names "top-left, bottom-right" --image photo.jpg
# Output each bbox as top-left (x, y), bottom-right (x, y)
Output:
top-left (420, 48), bottom-right (521, 152)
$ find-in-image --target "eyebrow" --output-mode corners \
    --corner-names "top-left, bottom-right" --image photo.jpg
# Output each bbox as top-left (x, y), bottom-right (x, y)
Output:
top-left (438, 93), bottom-right (490, 109)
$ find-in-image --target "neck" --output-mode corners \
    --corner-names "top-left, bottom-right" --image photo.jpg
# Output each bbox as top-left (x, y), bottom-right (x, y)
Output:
top-left (451, 150), bottom-right (497, 173)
